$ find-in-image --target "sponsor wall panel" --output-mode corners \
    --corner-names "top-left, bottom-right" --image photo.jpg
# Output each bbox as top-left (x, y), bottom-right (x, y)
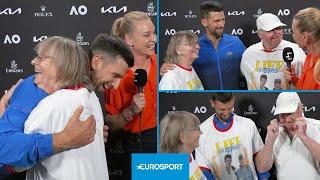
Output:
top-left (0, 1), bottom-right (156, 180)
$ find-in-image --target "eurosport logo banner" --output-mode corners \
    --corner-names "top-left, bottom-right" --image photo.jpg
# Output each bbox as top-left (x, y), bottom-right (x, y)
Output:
top-left (132, 153), bottom-right (188, 180)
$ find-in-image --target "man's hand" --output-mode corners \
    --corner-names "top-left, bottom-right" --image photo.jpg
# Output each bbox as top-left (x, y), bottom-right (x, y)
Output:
top-left (53, 105), bottom-right (96, 153)
top-left (0, 79), bottom-right (23, 117)
top-left (159, 62), bottom-right (174, 76)
top-left (266, 119), bottom-right (279, 144)
top-left (103, 125), bottom-right (109, 142)
top-left (293, 103), bottom-right (307, 139)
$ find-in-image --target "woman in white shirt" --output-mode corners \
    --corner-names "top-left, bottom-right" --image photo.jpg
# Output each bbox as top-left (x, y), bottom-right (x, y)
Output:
top-left (160, 111), bottom-right (209, 179)
top-left (21, 36), bottom-right (109, 180)
top-left (159, 31), bottom-right (204, 90)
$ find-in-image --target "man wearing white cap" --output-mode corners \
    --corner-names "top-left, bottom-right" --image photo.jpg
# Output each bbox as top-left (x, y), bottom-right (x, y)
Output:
top-left (263, 92), bottom-right (320, 180)
top-left (241, 13), bottom-right (306, 90)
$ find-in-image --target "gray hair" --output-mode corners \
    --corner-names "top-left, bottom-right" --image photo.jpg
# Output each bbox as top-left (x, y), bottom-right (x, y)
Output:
top-left (160, 111), bottom-right (200, 153)
top-left (164, 30), bottom-right (198, 64)
top-left (35, 36), bottom-right (93, 91)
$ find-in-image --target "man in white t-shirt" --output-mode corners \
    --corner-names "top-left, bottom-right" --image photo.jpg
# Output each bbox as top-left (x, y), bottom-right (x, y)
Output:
top-left (195, 93), bottom-right (273, 180)
top-left (264, 92), bottom-right (320, 180)
top-left (241, 13), bottom-right (306, 90)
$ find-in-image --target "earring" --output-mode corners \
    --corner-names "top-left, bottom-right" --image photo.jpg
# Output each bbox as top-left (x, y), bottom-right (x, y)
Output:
top-left (130, 44), bottom-right (134, 49)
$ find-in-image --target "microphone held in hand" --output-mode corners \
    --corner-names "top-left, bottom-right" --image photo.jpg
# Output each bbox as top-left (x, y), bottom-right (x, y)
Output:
top-left (134, 69), bottom-right (147, 93)
top-left (283, 47), bottom-right (294, 71)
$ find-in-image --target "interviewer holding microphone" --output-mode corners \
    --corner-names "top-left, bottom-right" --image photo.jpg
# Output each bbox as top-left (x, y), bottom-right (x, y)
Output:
top-left (263, 92), bottom-right (320, 180)
top-left (283, 7), bottom-right (320, 89)
top-left (104, 11), bottom-right (157, 153)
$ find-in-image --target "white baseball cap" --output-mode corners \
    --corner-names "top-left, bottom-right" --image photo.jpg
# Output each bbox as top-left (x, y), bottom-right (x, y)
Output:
top-left (256, 13), bottom-right (287, 31)
top-left (274, 92), bottom-right (301, 115)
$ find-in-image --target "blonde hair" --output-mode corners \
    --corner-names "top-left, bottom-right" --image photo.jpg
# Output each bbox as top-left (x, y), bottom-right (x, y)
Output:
top-left (111, 11), bottom-right (150, 39)
top-left (160, 111), bottom-right (200, 153)
top-left (294, 7), bottom-right (320, 83)
top-left (165, 31), bottom-right (198, 64)
top-left (35, 36), bottom-right (92, 90)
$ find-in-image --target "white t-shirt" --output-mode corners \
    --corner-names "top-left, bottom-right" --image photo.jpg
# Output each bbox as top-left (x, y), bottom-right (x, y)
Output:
top-left (241, 40), bottom-right (306, 90)
top-left (273, 118), bottom-right (320, 180)
top-left (195, 114), bottom-right (264, 180)
top-left (159, 64), bottom-right (204, 90)
top-left (24, 88), bottom-right (109, 180)
top-left (189, 154), bottom-right (207, 180)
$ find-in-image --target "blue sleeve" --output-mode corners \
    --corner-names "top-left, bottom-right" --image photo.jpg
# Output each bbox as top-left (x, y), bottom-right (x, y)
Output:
top-left (0, 76), bottom-right (53, 168)
top-left (201, 168), bottom-right (216, 180)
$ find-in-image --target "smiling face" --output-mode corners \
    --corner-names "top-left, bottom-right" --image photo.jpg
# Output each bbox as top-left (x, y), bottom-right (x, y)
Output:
top-left (31, 49), bottom-right (60, 94)
top-left (210, 97), bottom-right (235, 122)
top-left (91, 55), bottom-right (129, 92)
top-left (258, 27), bottom-right (284, 50)
top-left (201, 11), bottom-right (225, 38)
top-left (178, 39), bottom-right (200, 63)
top-left (127, 19), bottom-right (157, 56)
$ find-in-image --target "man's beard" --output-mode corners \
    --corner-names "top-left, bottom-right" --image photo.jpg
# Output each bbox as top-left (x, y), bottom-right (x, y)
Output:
top-left (208, 28), bottom-right (223, 38)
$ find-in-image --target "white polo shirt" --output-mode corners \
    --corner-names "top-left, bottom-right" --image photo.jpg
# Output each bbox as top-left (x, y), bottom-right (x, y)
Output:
top-left (273, 118), bottom-right (320, 180)
top-left (241, 40), bottom-right (305, 90)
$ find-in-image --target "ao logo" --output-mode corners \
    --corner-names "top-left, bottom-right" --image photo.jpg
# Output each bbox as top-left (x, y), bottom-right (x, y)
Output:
top-left (194, 106), bottom-right (207, 114)
top-left (3, 34), bottom-right (20, 44)
top-left (69, 5), bottom-right (87, 15)
top-left (278, 9), bottom-right (290, 16)
top-left (165, 29), bottom-right (176, 36)
top-left (101, 6), bottom-right (127, 14)
top-left (231, 28), bottom-right (243, 35)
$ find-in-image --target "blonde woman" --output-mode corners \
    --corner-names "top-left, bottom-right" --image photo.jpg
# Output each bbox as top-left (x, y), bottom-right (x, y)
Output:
top-left (105, 11), bottom-right (157, 153)
top-left (159, 31), bottom-right (204, 90)
top-left (284, 7), bottom-right (320, 89)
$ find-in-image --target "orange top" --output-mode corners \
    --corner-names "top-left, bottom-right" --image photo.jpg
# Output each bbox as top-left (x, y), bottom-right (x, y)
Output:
top-left (104, 54), bottom-right (157, 133)
top-left (297, 53), bottom-right (320, 90)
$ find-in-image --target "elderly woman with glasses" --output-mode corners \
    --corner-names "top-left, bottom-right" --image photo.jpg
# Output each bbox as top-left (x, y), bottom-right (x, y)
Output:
top-left (0, 36), bottom-right (110, 180)
top-left (159, 30), bottom-right (203, 90)
top-left (160, 111), bottom-right (214, 180)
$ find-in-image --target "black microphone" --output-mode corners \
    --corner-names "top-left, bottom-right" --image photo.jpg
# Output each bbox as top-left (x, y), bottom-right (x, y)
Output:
top-left (134, 69), bottom-right (147, 93)
top-left (283, 47), bottom-right (294, 71)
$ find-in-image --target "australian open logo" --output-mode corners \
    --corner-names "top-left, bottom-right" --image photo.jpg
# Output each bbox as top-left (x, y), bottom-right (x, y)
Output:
top-left (244, 105), bottom-right (258, 115)
top-left (76, 32), bottom-right (89, 46)
top-left (6, 60), bottom-right (23, 73)
top-left (146, 2), bottom-right (156, 16)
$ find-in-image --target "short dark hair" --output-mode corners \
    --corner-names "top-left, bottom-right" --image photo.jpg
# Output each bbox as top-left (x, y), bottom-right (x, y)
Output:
top-left (225, 154), bottom-right (232, 161)
top-left (260, 74), bottom-right (267, 80)
top-left (211, 92), bottom-right (234, 103)
top-left (89, 33), bottom-right (134, 67)
top-left (200, 1), bottom-right (224, 19)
